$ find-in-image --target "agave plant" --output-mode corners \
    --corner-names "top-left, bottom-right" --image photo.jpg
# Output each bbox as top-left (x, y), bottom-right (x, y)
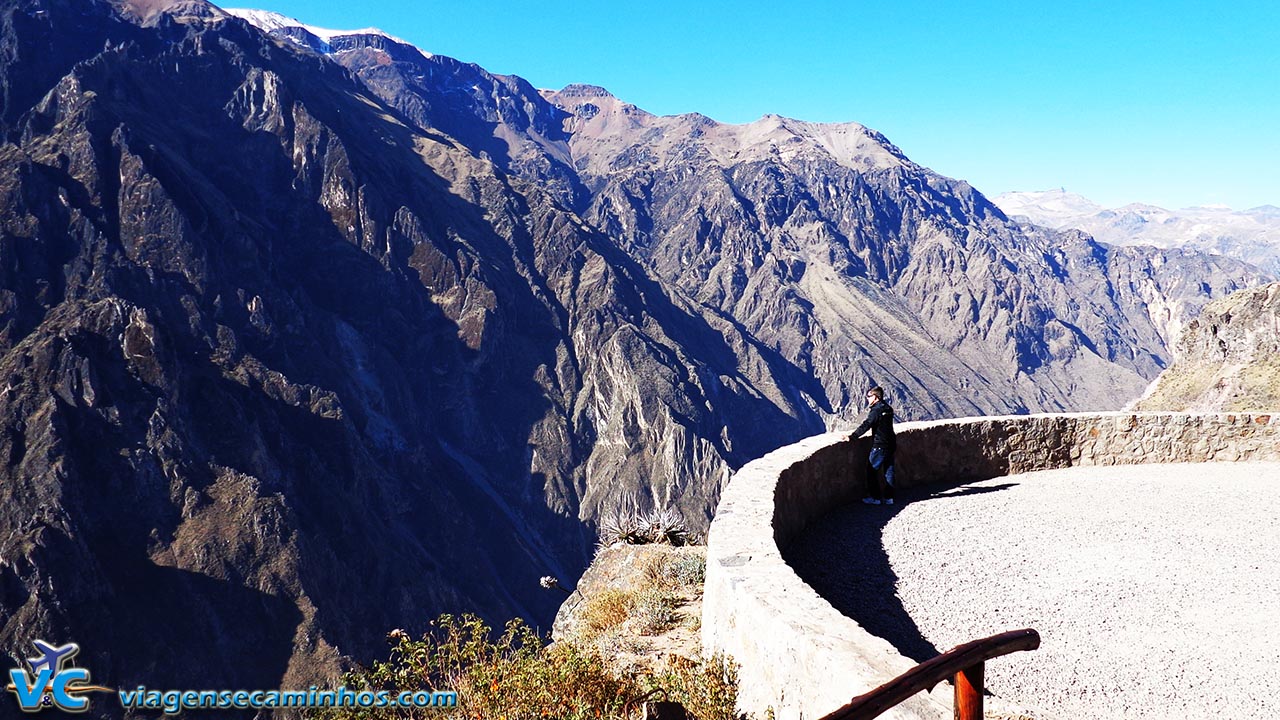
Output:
top-left (598, 498), bottom-right (696, 547)
top-left (641, 507), bottom-right (692, 546)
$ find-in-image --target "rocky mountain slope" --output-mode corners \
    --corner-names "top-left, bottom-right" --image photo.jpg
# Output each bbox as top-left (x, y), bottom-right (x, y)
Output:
top-left (0, 0), bottom-right (826, 695)
top-left (241, 12), bottom-right (1271, 419)
top-left (542, 87), bottom-right (1269, 416)
top-left (1132, 282), bottom-right (1280, 411)
top-left (995, 189), bottom-right (1280, 274)
top-left (0, 0), bottom-right (1270, 700)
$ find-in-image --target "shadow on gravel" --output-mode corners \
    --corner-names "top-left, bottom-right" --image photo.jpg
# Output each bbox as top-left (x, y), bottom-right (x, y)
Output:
top-left (782, 481), bottom-right (1019, 665)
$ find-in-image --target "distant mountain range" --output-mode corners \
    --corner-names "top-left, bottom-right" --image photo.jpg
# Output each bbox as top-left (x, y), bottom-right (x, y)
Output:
top-left (0, 0), bottom-right (1270, 702)
top-left (994, 189), bottom-right (1280, 273)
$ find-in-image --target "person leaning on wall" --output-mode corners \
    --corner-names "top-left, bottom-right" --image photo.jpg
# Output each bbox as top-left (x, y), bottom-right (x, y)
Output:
top-left (849, 385), bottom-right (896, 506)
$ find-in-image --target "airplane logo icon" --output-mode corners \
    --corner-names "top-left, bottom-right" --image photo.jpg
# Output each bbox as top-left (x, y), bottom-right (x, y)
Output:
top-left (6, 640), bottom-right (113, 713)
top-left (26, 641), bottom-right (79, 676)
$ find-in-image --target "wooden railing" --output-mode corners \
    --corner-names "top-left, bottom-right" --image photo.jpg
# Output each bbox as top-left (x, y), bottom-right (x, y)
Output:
top-left (818, 628), bottom-right (1041, 720)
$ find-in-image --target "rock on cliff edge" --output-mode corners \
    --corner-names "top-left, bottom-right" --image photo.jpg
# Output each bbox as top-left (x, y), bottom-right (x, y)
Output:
top-left (1133, 282), bottom-right (1280, 411)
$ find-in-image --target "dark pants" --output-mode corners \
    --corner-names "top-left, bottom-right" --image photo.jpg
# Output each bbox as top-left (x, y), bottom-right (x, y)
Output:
top-left (866, 446), bottom-right (896, 500)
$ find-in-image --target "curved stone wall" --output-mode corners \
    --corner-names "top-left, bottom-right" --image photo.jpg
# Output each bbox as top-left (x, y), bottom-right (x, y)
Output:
top-left (702, 412), bottom-right (1280, 720)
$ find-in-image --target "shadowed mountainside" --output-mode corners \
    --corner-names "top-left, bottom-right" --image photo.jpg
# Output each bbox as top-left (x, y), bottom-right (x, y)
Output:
top-left (0, 0), bottom-right (824, 694)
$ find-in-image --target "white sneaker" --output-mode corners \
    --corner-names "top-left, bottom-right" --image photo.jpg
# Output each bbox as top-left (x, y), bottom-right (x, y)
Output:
top-left (883, 499), bottom-right (894, 506)
top-left (861, 497), bottom-right (881, 505)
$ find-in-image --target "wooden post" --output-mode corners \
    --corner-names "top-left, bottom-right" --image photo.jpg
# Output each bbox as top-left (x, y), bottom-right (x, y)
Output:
top-left (820, 628), bottom-right (1038, 720)
top-left (953, 661), bottom-right (983, 720)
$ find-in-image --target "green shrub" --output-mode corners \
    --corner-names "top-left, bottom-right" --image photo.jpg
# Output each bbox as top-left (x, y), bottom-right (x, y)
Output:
top-left (631, 588), bottom-right (680, 635)
top-left (313, 614), bottom-right (633, 719)
top-left (647, 654), bottom-right (740, 720)
top-left (643, 552), bottom-right (706, 590)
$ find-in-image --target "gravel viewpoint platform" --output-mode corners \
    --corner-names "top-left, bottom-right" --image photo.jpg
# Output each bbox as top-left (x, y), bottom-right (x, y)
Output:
top-left (788, 461), bottom-right (1280, 720)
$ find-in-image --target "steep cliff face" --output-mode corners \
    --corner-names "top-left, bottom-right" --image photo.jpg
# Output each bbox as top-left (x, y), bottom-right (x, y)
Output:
top-left (0, 0), bottom-right (823, 694)
top-left (1133, 283), bottom-right (1280, 411)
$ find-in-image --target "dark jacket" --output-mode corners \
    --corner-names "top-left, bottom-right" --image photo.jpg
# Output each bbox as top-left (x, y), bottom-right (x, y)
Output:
top-left (852, 401), bottom-right (896, 448)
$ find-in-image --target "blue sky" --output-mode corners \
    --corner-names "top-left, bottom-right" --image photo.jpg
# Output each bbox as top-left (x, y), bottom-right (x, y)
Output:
top-left (229, 1), bottom-right (1278, 211)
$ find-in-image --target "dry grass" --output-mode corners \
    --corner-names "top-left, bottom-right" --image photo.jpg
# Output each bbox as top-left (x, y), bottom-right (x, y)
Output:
top-left (1137, 358), bottom-right (1280, 412)
top-left (631, 587), bottom-right (680, 635)
top-left (573, 551), bottom-right (707, 647)
top-left (315, 547), bottom-right (731, 719)
top-left (581, 587), bottom-right (635, 637)
top-left (312, 612), bottom-right (741, 720)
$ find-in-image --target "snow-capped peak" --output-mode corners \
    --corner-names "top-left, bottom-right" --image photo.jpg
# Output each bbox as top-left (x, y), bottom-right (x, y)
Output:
top-left (223, 8), bottom-right (432, 58)
top-left (992, 189), bottom-right (1105, 221)
top-left (992, 189), bottom-right (1280, 273)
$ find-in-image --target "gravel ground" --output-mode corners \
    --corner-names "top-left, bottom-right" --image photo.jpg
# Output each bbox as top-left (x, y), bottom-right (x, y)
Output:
top-left (787, 462), bottom-right (1280, 720)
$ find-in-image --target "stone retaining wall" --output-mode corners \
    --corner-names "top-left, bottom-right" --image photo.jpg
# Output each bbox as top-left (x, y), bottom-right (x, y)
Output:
top-left (703, 412), bottom-right (1280, 720)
